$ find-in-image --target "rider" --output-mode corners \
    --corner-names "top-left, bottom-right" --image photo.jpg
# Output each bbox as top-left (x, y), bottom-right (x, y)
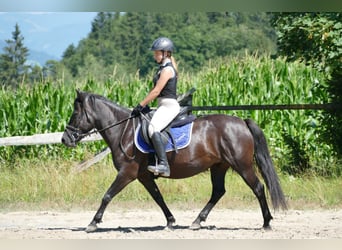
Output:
top-left (131, 37), bottom-right (180, 177)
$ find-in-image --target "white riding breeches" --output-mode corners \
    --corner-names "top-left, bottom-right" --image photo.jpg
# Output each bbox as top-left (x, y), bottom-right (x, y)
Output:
top-left (148, 98), bottom-right (180, 138)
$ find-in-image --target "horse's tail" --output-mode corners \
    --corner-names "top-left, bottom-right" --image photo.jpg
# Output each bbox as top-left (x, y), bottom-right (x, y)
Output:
top-left (244, 118), bottom-right (287, 210)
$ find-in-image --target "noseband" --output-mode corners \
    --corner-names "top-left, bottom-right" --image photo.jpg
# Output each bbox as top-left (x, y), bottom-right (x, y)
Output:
top-left (65, 125), bottom-right (88, 143)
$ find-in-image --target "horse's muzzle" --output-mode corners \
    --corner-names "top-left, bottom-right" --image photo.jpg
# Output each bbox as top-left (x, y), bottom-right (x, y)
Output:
top-left (61, 128), bottom-right (78, 147)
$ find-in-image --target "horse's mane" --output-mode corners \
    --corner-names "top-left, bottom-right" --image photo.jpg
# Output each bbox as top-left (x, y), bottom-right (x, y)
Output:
top-left (86, 92), bottom-right (131, 113)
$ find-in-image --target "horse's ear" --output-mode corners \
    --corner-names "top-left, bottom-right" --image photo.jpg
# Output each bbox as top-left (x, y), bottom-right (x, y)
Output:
top-left (76, 89), bottom-right (85, 101)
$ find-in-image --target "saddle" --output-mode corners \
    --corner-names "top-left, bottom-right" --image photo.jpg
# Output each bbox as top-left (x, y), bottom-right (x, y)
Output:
top-left (138, 88), bottom-right (196, 152)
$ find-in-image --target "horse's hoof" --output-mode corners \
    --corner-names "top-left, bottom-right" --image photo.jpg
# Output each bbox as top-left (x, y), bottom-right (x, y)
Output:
top-left (262, 225), bottom-right (272, 231)
top-left (85, 223), bottom-right (98, 233)
top-left (189, 222), bottom-right (201, 230)
top-left (166, 222), bottom-right (174, 230)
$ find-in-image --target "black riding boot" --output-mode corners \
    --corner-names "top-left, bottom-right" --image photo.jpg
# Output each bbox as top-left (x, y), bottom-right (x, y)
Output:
top-left (147, 152), bottom-right (156, 167)
top-left (147, 132), bottom-right (170, 177)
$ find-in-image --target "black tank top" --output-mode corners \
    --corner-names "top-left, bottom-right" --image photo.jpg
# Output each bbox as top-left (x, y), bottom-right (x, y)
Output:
top-left (153, 62), bottom-right (177, 99)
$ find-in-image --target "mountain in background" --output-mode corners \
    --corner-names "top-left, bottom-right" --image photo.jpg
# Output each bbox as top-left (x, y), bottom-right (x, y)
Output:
top-left (0, 12), bottom-right (97, 66)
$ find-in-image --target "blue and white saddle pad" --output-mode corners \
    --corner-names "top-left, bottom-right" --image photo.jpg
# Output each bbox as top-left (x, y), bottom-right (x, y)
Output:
top-left (134, 122), bottom-right (194, 153)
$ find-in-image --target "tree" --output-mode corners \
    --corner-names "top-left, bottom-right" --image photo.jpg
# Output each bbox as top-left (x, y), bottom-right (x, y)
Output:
top-left (271, 13), bottom-right (341, 74)
top-left (0, 23), bottom-right (29, 87)
top-left (89, 12), bottom-right (107, 40)
top-left (61, 44), bottom-right (79, 77)
top-left (271, 13), bottom-right (342, 156)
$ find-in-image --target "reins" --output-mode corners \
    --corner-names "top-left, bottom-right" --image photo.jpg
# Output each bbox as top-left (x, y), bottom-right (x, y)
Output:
top-left (119, 116), bottom-right (137, 160)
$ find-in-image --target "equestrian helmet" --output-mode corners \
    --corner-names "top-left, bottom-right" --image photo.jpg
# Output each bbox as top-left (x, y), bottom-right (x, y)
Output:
top-left (150, 37), bottom-right (174, 52)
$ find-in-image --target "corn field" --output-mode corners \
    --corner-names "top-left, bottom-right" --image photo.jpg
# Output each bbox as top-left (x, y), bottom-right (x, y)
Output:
top-left (0, 54), bottom-right (340, 176)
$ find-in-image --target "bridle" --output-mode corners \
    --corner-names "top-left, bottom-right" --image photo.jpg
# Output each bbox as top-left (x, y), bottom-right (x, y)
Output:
top-left (65, 113), bottom-right (138, 160)
top-left (65, 115), bottom-right (136, 144)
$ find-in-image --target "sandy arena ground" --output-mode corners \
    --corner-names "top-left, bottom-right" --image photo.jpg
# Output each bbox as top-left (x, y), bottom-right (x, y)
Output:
top-left (0, 208), bottom-right (341, 239)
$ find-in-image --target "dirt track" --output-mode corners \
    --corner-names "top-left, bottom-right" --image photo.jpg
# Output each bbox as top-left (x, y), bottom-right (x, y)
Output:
top-left (1, 208), bottom-right (341, 239)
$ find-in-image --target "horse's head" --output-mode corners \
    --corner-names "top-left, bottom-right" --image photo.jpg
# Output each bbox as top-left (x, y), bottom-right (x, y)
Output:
top-left (62, 90), bottom-right (96, 147)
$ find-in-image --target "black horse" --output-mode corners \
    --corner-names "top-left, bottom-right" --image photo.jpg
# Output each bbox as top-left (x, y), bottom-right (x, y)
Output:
top-left (62, 90), bottom-right (287, 233)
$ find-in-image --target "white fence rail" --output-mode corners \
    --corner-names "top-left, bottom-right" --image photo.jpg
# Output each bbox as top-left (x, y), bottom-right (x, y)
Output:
top-left (0, 132), bottom-right (107, 172)
top-left (0, 132), bottom-right (102, 146)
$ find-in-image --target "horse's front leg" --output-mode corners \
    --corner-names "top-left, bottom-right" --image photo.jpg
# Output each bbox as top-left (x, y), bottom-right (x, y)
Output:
top-left (86, 171), bottom-right (135, 233)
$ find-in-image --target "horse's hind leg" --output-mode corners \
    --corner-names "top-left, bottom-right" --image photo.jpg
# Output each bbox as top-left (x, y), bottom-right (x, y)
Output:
top-left (236, 165), bottom-right (273, 229)
top-left (138, 173), bottom-right (176, 229)
top-left (190, 165), bottom-right (227, 230)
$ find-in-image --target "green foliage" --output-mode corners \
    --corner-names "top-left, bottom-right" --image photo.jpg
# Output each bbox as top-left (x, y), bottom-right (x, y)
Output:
top-left (271, 13), bottom-right (342, 74)
top-left (323, 70), bottom-right (342, 156)
top-left (271, 12), bottom-right (342, 157)
top-left (190, 54), bottom-right (339, 176)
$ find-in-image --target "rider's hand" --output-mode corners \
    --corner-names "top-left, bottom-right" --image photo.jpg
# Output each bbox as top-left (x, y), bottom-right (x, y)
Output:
top-left (131, 104), bottom-right (144, 117)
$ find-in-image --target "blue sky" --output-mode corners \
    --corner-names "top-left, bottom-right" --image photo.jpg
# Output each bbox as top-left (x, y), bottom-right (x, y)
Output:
top-left (0, 12), bottom-right (98, 61)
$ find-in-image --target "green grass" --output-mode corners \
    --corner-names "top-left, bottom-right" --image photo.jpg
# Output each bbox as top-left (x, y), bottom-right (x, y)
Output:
top-left (1, 159), bottom-right (341, 212)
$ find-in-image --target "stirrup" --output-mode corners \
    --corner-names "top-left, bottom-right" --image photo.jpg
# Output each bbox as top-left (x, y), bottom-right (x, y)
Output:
top-left (147, 164), bottom-right (170, 177)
